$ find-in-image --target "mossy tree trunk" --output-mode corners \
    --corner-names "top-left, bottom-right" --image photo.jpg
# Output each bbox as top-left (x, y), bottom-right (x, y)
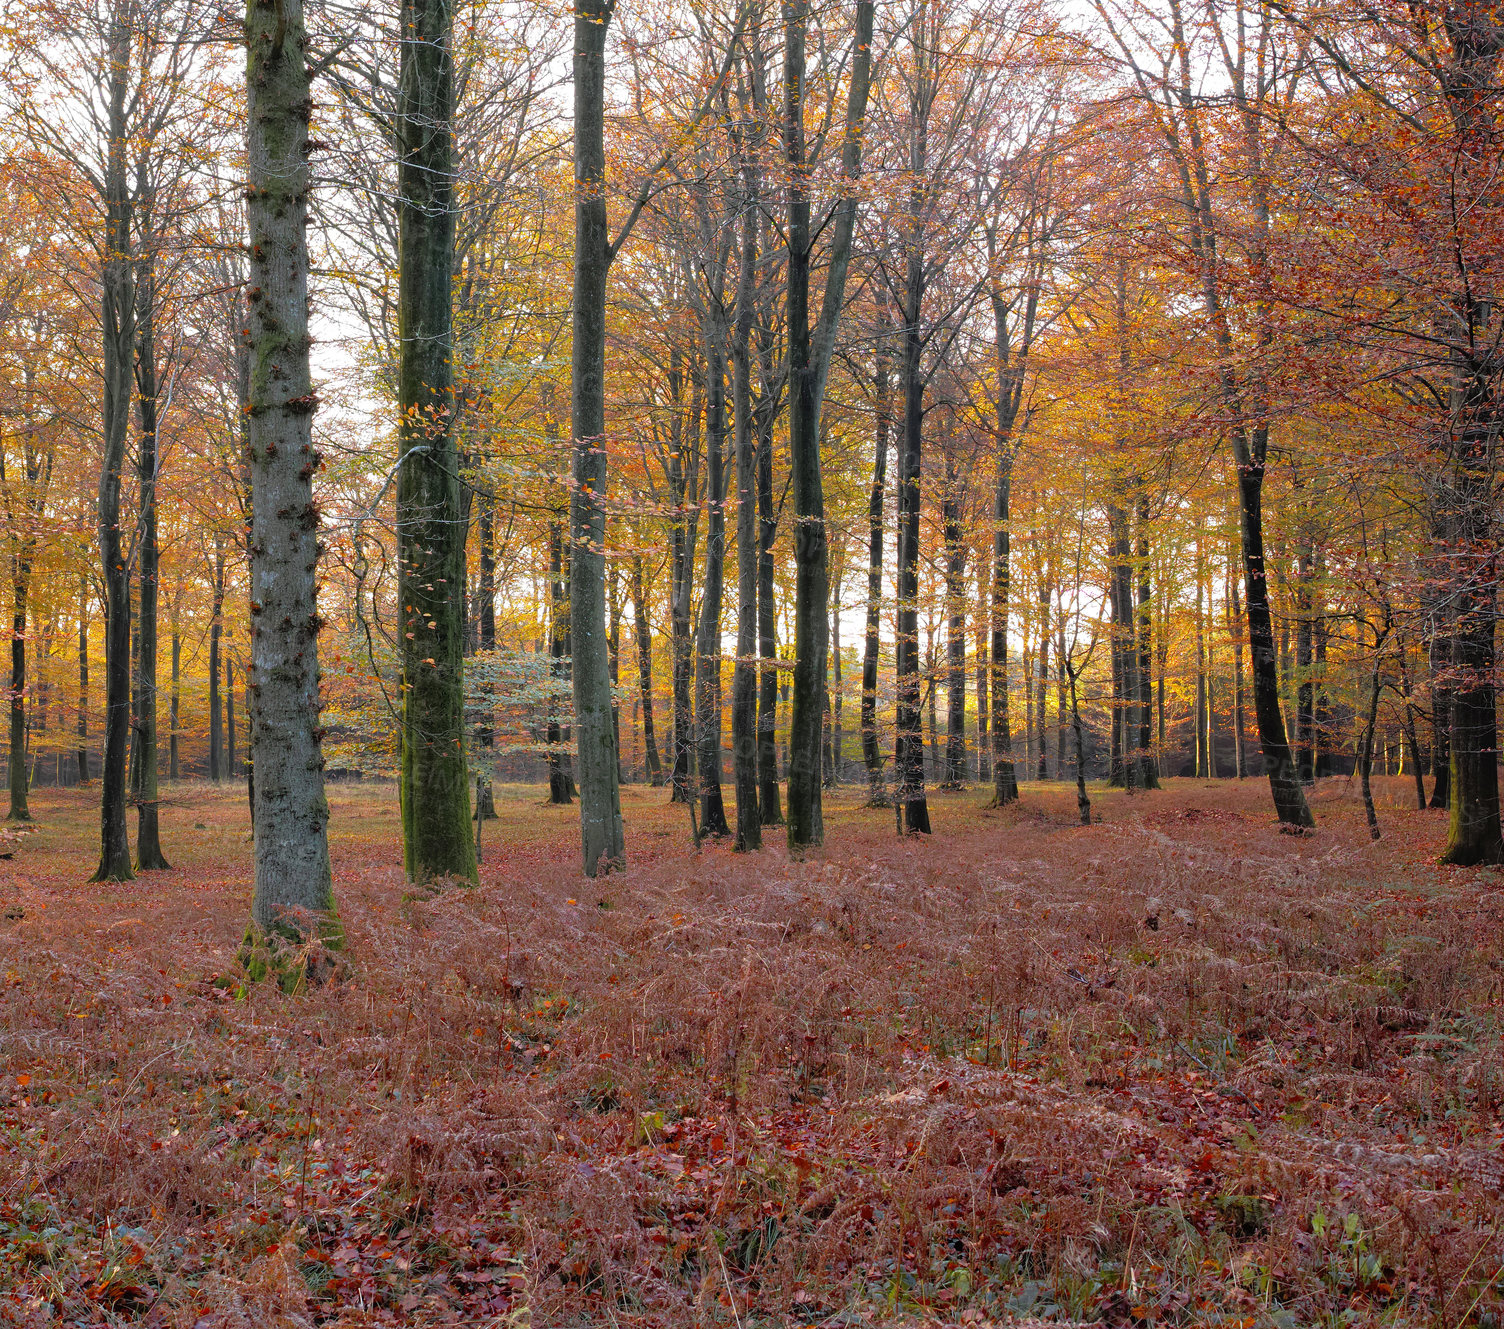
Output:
top-left (244, 0), bottom-right (336, 945)
top-left (396, 0), bottom-right (475, 883)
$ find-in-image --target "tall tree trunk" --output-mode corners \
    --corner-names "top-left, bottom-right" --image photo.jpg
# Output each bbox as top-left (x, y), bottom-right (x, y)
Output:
top-left (1023, 641), bottom-right (1033, 771)
top-left (730, 161), bottom-right (761, 847)
top-left (1229, 551), bottom-right (1247, 778)
top-left (860, 301), bottom-right (891, 804)
top-left (8, 559), bottom-right (29, 820)
top-left (169, 609), bottom-right (180, 781)
top-left (782, 0), bottom-right (826, 848)
top-left (975, 559), bottom-right (989, 783)
top-left (396, 0), bottom-right (474, 883)
top-left (943, 464), bottom-right (966, 788)
top-left (547, 519), bottom-right (575, 804)
top-left (756, 417), bottom-right (782, 824)
top-left (1195, 536), bottom-right (1207, 778)
top-left (989, 449), bottom-right (1019, 803)
top-left (1055, 614), bottom-right (1066, 777)
top-left (1135, 493), bottom-right (1159, 787)
top-left (894, 236), bottom-right (930, 834)
top-left (1157, 22), bottom-right (1313, 827)
top-left (830, 572), bottom-right (843, 784)
top-left (926, 625), bottom-right (939, 782)
top-left (1066, 658), bottom-right (1090, 825)
top-left (668, 366), bottom-right (701, 806)
top-left (474, 497), bottom-right (497, 818)
top-left (93, 14), bottom-right (135, 883)
top-left (226, 653), bottom-right (236, 777)
top-left (782, 0), bottom-right (874, 850)
top-left (1439, 366), bottom-right (1503, 863)
top-left (609, 565), bottom-right (623, 785)
top-left (1035, 587), bottom-right (1049, 781)
top-left (1314, 594), bottom-right (1331, 777)
top-left (76, 574), bottom-right (89, 784)
top-left (133, 256), bottom-right (169, 869)
top-left (244, 0), bottom-right (337, 948)
top-left (1107, 495), bottom-right (1137, 790)
top-left (695, 349), bottom-right (729, 837)
top-left (208, 538), bottom-right (225, 780)
top-left (1428, 625), bottom-right (1451, 809)
top-left (1295, 539), bottom-right (1314, 784)
top-left (1234, 428), bottom-right (1314, 827)
top-left (569, 0), bottom-right (626, 874)
top-left (631, 556), bottom-right (663, 787)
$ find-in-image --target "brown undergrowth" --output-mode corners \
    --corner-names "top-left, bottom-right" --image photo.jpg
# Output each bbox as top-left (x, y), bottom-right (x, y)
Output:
top-left (2, 777), bottom-right (1501, 1327)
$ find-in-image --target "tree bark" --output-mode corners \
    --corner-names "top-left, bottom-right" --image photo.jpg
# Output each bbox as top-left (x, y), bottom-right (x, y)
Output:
top-left (209, 537), bottom-right (225, 780)
top-left (756, 413), bottom-right (782, 824)
top-left (894, 221), bottom-right (930, 834)
top-left (1107, 495), bottom-right (1137, 790)
top-left (226, 653), bottom-right (236, 777)
top-left (396, 0), bottom-right (474, 883)
top-left (8, 557), bottom-right (29, 821)
top-left (609, 563), bottom-right (623, 787)
top-left (1438, 387), bottom-right (1503, 864)
top-left (93, 13), bottom-right (135, 883)
top-left (1229, 548), bottom-right (1247, 778)
top-left (1066, 658), bottom-right (1090, 825)
top-left (1135, 492), bottom-right (1159, 787)
top-left (975, 558), bottom-right (989, 783)
top-left (1295, 539), bottom-right (1315, 784)
top-left (782, 0), bottom-right (874, 849)
top-left (547, 519), bottom-right (575, 804)
top-left (830, 564), bottom-right (843, 784)
top-left (989, 449), bottom-right (1019, 803)
top-left (244, 0), bottom-right (336, 946)
top-left (474, 497), bottom-right (497, 818)
top-left (860, 300), bottom-right (891, 804)
top-left (1195, 535), bottom-right (1207, 778)
top-left (695, 349), bottom-right (729, 837)
top-left (1234, 433), bottom-right (1314, 827)
top-left (942, 461), bottom-right (966, 788)
top-left (133, 254), bottom-right (169, 869)
top-left (730, 168), bottom-right (761, 846)
top-left (571, 0), bottom-right (625, 874)
top-left (1034, 587), bottom-right (1049, 781)
top-left (76, 574), bottom-right (89, 784)
top-left (631, 556), bottom-right (663, 787)
top-left (1428, 626), bottom-right (1451, 809)
top-left (668, 361), bottom-right (700, 806)
top-left (169, 608), bottom-right (180, 781)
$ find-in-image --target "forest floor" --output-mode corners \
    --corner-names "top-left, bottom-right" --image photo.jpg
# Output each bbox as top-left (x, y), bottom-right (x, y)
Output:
top-left (1, 775), bottom-right (1502, 1328)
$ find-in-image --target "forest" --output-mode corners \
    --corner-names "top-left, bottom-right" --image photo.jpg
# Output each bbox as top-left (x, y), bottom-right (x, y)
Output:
top-left (1, 0), bottom-right (1502, 1324)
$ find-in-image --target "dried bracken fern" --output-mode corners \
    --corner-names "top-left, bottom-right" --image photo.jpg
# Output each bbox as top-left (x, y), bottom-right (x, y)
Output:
top-left (1, 777), bottom-right (1500, 1326)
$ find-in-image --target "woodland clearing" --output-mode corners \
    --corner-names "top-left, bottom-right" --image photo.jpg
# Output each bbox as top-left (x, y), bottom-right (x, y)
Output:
top-left (2, 778), bottom-right (1502, 1327)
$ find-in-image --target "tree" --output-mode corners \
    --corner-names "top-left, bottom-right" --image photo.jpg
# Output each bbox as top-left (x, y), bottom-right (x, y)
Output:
top-left (781, 0), bottom-right (875, 849)
top-left (243, 0), bottom-right (337, 956)
top-left (1097, 0), bottom-right (1315, 828)
top-left (395, 0), bottom-right (476, 883)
